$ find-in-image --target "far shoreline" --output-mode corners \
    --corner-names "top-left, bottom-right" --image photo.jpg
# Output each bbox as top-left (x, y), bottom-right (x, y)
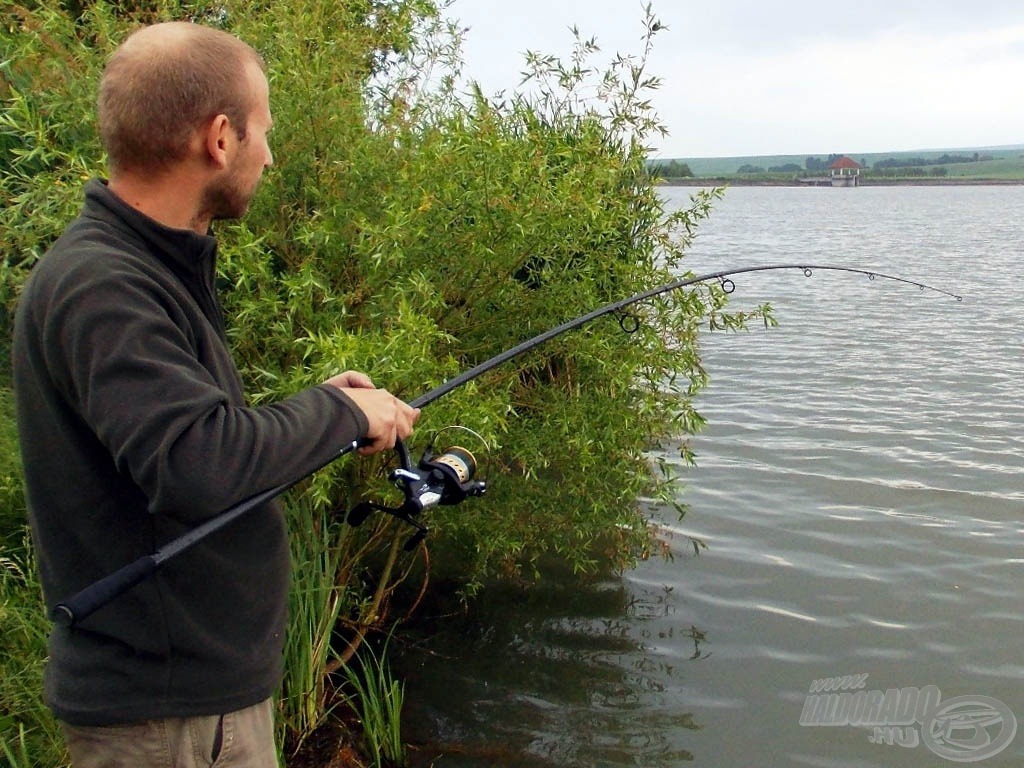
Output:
top-left (660, 177), bottom-right (1024, 187)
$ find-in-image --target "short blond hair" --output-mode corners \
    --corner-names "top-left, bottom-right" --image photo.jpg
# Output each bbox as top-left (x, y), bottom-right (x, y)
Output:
top-left (98, 22), bottom-right (263, 174)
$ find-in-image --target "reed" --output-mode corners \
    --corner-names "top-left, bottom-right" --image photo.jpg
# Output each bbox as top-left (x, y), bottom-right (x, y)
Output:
top-left (340, 633), bottom-right (407, 768)
top-left (278, 495), bottom-right (353, 747)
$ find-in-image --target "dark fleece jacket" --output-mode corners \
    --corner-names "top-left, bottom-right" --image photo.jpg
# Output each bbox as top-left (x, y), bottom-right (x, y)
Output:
top-left (12, 180), bottom-right (368, 726)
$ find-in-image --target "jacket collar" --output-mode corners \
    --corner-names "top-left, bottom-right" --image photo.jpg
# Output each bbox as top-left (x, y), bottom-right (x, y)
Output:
top-left (82, 179), bottom-right (218, 279)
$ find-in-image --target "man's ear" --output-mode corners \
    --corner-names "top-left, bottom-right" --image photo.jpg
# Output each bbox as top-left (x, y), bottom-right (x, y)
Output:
top-left (203, 114), bottom-right (233, 169)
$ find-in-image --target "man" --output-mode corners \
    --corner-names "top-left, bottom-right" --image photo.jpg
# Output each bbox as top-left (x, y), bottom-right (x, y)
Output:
top-left (12, 21), bottom-right (419, 767)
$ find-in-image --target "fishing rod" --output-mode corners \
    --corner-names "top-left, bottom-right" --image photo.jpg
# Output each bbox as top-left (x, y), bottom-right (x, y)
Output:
top-left (407, 263), bottom-right (960, 410)
top-left (51, 263), bottom-right (960, 626)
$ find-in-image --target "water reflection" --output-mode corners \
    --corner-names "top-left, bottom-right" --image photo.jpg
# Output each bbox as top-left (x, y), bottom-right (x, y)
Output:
top-left (395, 568), bottom-right (706, 767)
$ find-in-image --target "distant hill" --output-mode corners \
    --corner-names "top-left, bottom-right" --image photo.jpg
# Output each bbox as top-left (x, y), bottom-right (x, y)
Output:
top-left (658, 145), bottom-right (1024, 180)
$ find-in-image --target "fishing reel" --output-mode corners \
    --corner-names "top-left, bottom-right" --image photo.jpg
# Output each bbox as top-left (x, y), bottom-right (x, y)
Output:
top-left (346, 428), bottom-right (487, 550)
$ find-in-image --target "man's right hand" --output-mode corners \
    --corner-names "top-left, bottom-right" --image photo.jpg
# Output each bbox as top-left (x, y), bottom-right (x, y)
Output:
top-left (324, 371), bottom-right (420, 455)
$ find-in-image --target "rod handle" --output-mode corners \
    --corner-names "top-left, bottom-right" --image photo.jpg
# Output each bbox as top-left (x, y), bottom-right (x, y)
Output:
top-left (51, 555), bottom-right (158, 627)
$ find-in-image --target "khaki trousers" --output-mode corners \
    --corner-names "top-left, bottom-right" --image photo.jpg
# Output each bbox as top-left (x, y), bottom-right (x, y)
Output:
top-left (60, 698), bottom-right (278, 768)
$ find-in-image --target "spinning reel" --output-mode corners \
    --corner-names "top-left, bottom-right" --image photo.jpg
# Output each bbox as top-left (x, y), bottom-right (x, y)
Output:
top-left (346, 429), bottom-right (487, 550)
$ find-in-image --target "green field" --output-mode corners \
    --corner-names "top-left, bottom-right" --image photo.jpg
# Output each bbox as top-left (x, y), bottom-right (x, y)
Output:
top-left (660, 145), bottom-right (1024, 181)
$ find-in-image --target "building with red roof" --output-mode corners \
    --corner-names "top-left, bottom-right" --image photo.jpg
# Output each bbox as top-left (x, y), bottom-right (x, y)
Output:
top-left (829, 156), bottom-right (862, 187)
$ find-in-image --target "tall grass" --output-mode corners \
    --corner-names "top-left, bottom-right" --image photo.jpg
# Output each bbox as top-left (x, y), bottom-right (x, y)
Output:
top-left (0, 389), bottom-right (26, 552)
top-left (340, 634), bottom-right (407, 768)
top-left (0, 381), bottom-right (66, 765)
top-left (0, 540), bottom-right (68, 767)
top-left (278, 495), bottom-right (354, 748)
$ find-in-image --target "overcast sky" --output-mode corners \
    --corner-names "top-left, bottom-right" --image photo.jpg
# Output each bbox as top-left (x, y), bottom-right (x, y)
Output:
top-left (446, 1), bottom-right (1024, 159)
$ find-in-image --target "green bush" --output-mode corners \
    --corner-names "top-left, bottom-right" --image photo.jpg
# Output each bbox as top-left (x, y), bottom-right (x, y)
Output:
top-left (220, 2), bottom-right (749, 583)
top-left (1, 0), bottom-right (766, 759)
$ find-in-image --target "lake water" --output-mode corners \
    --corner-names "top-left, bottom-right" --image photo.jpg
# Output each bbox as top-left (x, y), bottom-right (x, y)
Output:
top-left (394, 185), bottom-right (1024, 767)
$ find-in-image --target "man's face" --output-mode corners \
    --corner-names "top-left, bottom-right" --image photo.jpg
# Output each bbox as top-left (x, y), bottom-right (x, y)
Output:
top-left (203, 60), bottom-right (274, 221)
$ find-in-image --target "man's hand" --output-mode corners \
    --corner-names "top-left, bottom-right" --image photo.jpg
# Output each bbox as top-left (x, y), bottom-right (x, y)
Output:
top-left (324, 371), bottom-right (420, 455)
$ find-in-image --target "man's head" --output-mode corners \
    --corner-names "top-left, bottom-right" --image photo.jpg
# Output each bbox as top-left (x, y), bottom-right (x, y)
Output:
top-left (99, 22), bottom-right (274, 221)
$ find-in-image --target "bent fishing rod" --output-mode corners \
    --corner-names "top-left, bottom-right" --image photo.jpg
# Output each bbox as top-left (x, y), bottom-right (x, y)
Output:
top-left (52, 264), bottom-right (961, 626)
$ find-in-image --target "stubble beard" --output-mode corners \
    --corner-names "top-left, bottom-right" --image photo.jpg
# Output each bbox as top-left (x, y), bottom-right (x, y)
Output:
top-left (200, 171), bottom-right (254, 224)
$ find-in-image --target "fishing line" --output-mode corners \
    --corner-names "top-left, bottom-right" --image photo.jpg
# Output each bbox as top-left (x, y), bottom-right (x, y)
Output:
top-left (52, 263), bottom-right (960, 625)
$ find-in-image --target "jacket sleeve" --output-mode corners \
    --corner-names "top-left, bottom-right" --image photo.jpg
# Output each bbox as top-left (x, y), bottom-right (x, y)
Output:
top-left (42, 260), bottom-right (369, 522)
